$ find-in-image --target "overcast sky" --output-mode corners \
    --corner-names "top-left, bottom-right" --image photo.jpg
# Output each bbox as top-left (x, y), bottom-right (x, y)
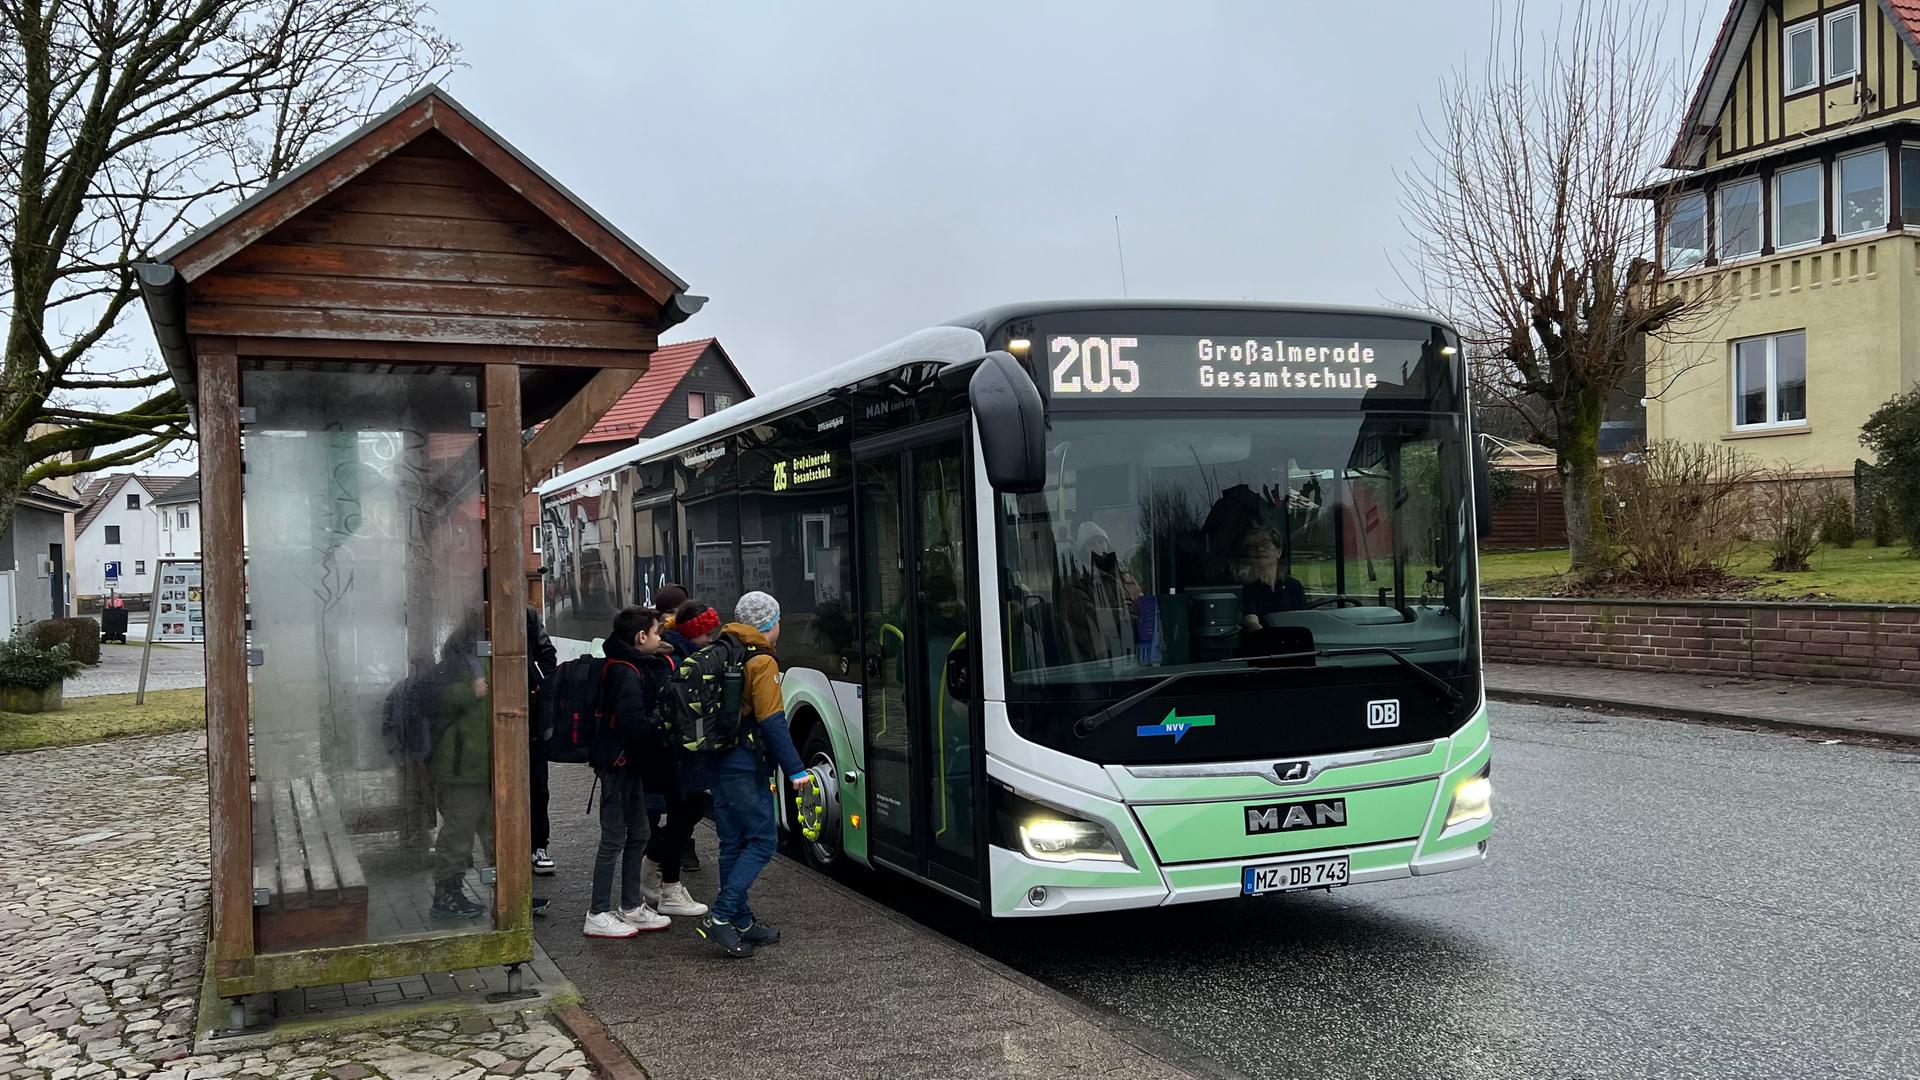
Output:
top-left (417, 0), bottom-right (1709, 392)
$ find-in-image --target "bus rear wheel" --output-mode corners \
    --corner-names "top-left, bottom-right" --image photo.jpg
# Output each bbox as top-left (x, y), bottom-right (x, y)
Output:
top-left (798, 724), bottom-right (844, 873)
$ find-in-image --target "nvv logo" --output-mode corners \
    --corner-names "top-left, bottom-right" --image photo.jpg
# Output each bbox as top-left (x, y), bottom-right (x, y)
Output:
top-left (1367, 699), bottom-right (1401, 729)
top-left (1136, 709), bottom-right (1216, 744)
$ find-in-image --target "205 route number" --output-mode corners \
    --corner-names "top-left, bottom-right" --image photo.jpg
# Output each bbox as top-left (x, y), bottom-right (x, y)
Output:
top-left (1242, 856), bottom-right (1350, 896)
top-left (1050, 336), bottom-right (1141, 394)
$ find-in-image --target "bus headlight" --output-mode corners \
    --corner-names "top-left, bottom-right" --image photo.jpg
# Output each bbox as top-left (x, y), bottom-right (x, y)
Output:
top-left (1445, 766), bottom-right (1492, 828)
top-left (1018, 817), bottom-right (1124, 863)
top-left (993, 783), bottom-right (1129, 864)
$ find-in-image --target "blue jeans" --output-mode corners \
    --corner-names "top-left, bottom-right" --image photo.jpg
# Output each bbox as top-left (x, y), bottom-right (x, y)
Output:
top-left (708, 748), bottom-right (775, 926)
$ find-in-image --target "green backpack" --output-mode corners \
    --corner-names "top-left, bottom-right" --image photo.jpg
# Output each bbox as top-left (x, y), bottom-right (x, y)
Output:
top-left (664, 634), bottom-right (758, 754)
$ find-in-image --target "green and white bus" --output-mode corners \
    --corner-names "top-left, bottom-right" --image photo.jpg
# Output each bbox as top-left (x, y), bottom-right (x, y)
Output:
top-left (537, 301), bottom-right (1494, 916)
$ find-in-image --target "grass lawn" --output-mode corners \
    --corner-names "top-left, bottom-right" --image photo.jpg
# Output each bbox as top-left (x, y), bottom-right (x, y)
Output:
top-left (1480, 542), bottom-right (1920, 603)
top-left (0, 688), bottom-right (205, 754)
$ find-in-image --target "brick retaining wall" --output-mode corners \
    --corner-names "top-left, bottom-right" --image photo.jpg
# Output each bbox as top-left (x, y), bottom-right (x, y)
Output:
top-left (1482, 598), bottom-right (1920, 689)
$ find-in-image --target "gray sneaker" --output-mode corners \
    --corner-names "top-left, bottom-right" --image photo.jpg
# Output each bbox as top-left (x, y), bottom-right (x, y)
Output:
top-left (696, 916), bottom-right (753, 958)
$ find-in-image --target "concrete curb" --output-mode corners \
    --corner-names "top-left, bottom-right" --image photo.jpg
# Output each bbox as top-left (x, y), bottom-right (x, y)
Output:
top-left (552, 1002), bottom-right (649, 1080)
top-left (1486, 687), bottom-right (1920, 745)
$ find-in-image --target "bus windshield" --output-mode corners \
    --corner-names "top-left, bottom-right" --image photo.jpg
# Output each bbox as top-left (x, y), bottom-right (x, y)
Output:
top-left (997, 411), bottom-right (1476, 696)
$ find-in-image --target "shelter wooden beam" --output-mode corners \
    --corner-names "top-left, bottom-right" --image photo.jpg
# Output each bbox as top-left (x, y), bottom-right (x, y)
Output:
top-left (484, 364), bottom-right (533, 938)
top-left (520, 365), bottom-right (647, 487)
top-left (197, 341), bottom-right (256, 980)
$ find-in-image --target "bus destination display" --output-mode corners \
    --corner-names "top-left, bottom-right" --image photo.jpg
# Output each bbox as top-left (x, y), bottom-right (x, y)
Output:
top-left (1045, 334), bottom-right (1429, 399)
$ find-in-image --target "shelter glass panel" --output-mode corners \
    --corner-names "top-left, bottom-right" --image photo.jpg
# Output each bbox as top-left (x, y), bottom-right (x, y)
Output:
top-left (242, 365), bottom-right (493, 951)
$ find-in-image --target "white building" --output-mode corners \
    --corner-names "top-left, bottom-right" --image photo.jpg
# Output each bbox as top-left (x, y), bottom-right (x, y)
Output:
top-left (72, 474), bottom-right (192, 599)
top-left (151, 475), bottom-right (202, 563)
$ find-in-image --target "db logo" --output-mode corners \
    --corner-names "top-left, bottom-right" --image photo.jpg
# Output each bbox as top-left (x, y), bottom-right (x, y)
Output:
top-left (1366, 699), bottom-right (1401, 729)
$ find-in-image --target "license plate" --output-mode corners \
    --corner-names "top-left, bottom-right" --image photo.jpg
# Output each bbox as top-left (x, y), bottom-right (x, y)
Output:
top-left (1242, 856), bottom-right (1350, 895)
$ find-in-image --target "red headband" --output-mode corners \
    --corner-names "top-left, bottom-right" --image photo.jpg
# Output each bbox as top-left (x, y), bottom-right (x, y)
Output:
top-left (678, 606), bottom-right (720, 639)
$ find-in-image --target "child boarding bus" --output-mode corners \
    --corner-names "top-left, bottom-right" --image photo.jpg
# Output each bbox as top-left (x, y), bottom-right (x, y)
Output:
top-left (537, 301), bottom-right (1495, 916)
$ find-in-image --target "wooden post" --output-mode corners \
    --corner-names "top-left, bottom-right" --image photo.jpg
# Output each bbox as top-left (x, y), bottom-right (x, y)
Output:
top-left (484, 364), bottom-right (532, 937)
top-left (521, 365), bottom-right (647, 486)
top-left (199, 344), bottom-right (256, 978)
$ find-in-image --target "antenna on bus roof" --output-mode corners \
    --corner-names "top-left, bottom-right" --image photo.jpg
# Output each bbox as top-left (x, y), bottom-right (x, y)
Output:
top-left (1113, 214), bottom-right (1130, 298)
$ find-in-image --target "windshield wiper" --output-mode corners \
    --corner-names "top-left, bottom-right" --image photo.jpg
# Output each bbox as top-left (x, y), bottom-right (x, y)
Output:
top-left (1073, 646), bottom-right (1465, 738)
top-left (1316, 645), bottom-right (1464, 712)
top-left (1073, 651), bottom-right (1317, 737)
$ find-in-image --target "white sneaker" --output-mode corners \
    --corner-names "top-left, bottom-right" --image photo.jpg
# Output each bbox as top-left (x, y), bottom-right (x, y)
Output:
top-left (617, 903), bottom-right (672, 932)
top-left (583, 911), bottom-right (638, 938)
top-left (532, 848), bottom-right (556, 876)
top-left (655, 881), bottom-right (710, 918)
top-left (639, 856), bottom-right (664, 904)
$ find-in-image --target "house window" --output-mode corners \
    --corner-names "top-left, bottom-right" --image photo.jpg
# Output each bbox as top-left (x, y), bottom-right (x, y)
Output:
top-left (531, 523), bottom-right (543, 554)
top-left (1664, 192), bottom-right (1707, 270)
top-left (176, 509), bottom-right (190, 529)
top-left (713, 393), bottom-right (734, 411)
top-left (1901, 147), bottom-right (1920, 223)
top-left (1825, 7), bottom-right (1860, 83)
top-left (687, 392), bottom-right (707, 419)
top-left (134, 560), bottom-right (146, 575)
top-left (1774, 163), bottom-right (1823, 249)
top-left (126, 493), bottom-right (140, 510)
top-left (1833, 147), bottom-right (1886, 236)
top-left (1716, 179), bottom-right (1762, 259)
top-left (104, 525), bottom-right (121, 545)
top-left (1732, 331), bottom-right (1808, 430)
top-left (1785, 21), bottom-right (1817, 93)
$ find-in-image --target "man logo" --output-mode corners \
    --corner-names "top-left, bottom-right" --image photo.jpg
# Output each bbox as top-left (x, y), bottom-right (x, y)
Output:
top-left (1244, 798), bottom-right (1348, 835)
top-left (1367, 699), bottom-right (1401, 729)
top-left (1274, 760), bottom-right (1311, 783)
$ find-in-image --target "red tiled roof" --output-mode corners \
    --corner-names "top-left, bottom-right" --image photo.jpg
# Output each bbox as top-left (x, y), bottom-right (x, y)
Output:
top-left (579, 339), bottom-right (728, 444)
top-left (1890, 1), bottom-right (1920, 50)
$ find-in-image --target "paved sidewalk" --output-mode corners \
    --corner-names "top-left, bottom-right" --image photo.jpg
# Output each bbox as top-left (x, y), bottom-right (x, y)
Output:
top-left (0, 732), bottom-right (594, 1080)
top-left (1486, 661), bottom-right (1920, 742)
top-left (535, 765), bottom-right (1200, 1080)
top-left (65, 641), bottom-right (206, 699)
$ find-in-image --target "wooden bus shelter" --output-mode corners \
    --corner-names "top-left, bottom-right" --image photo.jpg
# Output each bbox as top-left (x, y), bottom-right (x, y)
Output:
top-left (134, 85), bottom-right (701, 1013)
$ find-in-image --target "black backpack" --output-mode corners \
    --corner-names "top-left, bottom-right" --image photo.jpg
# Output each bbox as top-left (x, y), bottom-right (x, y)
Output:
top-left (536, 655), bottom-right (640, 764)
top-left (662, 634), bottom-right (757, 754)
top-left (384, 669), bottom-right (451, 763)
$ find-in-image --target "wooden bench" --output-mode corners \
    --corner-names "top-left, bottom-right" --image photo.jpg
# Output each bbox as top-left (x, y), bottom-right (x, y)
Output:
top-left (254, 775), bottom-right (369, 953)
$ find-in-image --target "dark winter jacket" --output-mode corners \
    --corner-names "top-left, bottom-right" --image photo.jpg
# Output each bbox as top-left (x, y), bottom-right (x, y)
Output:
top-left (654, 630), bottom-right (711, 796)
top-left (598, 635), bottom-right (673, 788)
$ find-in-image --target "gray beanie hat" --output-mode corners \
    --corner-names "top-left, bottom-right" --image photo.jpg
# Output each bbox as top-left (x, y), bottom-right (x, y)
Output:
top-left (734, 591), bottom-right (781, 633)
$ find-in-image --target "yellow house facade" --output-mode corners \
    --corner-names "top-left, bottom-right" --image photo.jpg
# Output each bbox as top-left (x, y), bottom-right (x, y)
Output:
top-left (1645, 0), bottom-right (1920, 477)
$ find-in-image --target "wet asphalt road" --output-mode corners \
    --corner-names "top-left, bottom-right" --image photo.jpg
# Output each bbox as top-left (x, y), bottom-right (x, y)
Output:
top-left (856, 703), bottom-right (1920, 1080)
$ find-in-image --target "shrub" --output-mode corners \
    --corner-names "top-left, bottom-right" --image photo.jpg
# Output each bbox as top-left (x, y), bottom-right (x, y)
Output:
top-left (0, 634), bottom-right (84, 692)
top-left (1861, 384), bottom-right (1920, 548)
top-left (1872, 494), bottom-right (1895, 547)
top-left (1760, 469), bottom-right (1823, 572)
top-left (1489, 468), bottom-right (1520, 510)
top-left (1600, 442), bottom-right (1757, 586)
top-left (1817, 492), bottom-right (1856, 548)
top-left (28, 617), bottom-right (101, 666)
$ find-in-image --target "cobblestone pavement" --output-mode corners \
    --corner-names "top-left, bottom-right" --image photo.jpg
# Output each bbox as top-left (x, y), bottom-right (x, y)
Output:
top-left (65, 643), bottom-right (206, 699)
top-left (0, 732), bottom-right (594, 1079)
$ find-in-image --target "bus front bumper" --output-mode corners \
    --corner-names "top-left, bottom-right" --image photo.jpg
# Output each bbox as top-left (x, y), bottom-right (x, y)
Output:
top-left (985, 723), bottom-right (1494, 917)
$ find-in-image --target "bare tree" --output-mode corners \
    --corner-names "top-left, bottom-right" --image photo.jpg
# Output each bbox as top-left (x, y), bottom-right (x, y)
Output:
top-left (1399, 0), bottom-right (1722, 571)
top-left (0, 0), bottom-right (459, 543)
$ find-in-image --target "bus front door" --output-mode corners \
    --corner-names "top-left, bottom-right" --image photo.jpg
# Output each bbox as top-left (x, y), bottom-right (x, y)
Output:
top-left (856, 429), bottom-right (981, 902)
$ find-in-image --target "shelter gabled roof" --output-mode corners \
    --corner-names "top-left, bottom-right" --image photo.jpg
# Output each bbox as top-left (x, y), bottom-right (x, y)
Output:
top-left (136, 84), bottom-right (703, 413)
top-left (1668, 0), bottom-right (1920, 169)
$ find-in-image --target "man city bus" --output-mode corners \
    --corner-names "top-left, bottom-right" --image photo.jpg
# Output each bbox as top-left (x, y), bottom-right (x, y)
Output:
top-left (537, 300), bottom-right (1494, 916)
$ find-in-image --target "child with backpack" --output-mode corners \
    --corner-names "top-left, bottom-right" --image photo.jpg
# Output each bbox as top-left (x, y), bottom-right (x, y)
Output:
top-left (581, 606), bottom-right (675, 939)
top-left (693, 591), bottom-right (814, 958)
top-left (639, 601), bottom-right (722, 915)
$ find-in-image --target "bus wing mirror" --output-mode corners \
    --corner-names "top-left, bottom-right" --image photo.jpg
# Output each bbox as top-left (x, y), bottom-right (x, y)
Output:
top-left (969, 350), bottom-right (1046, 494)
top-left (1472, 435), bottom-right (1493, 540)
